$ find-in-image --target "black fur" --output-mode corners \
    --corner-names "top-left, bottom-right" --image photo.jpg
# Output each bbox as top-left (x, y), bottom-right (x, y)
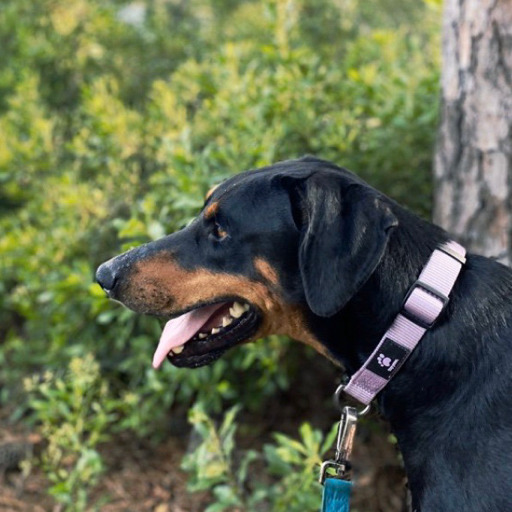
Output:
top-left (97, 157), bottom-right (512, 511)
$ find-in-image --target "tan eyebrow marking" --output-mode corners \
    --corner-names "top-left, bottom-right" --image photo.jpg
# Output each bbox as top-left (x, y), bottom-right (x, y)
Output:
top-left (204, 201), bottom-right (219, 220)
top-left (205, 184), bottom-right (219, 202)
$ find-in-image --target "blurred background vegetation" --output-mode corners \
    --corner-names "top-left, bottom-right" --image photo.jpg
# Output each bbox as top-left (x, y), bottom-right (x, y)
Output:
top-left (0, 0), bottom-right (441, 510)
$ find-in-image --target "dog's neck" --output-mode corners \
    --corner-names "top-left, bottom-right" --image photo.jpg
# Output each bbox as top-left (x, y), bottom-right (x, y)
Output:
top-left (312, 205), bottom-right (449, 374)
top-left (309, 207), bottom-right (466, 507)
top-left (311, 206), bottom-right (512, 509)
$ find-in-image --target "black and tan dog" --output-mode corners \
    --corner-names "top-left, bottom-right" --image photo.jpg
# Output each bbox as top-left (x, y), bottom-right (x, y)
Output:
top-left (96, 157), bottom-right (512, 512)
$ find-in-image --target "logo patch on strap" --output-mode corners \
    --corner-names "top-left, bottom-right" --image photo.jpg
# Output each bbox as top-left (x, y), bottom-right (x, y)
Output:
top-left (367, 338), bottom-right (409, 380)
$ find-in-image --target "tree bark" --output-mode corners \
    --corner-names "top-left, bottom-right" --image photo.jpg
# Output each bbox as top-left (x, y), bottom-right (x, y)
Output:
top-left (434, 0), bottom-right (512, 264)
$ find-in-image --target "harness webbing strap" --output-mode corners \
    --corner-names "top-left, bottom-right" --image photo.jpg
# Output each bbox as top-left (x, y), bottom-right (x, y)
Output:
top-left (343, 240), bottom-right (466, 405)
top-left (321, 478), bottom-right (352, 512)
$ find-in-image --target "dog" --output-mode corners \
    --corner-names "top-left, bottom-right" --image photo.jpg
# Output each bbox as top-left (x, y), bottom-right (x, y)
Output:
top-left (96, 156), bottom-right (512, 512)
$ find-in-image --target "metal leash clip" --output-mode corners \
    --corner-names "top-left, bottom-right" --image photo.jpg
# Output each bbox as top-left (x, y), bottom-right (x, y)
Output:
top-left (319, 385), bottom-right (370, 485)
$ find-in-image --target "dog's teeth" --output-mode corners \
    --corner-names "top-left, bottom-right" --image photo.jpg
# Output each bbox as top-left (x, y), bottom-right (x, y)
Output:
top-left (243, 303), bottom-right (250, 312)
top-left (230, 302), bottom-right (245, 318)
top-left (198, 333), bottom-right (208, 339)
top-left (222, 316), bottom-right (233, 327)
top-left (211, 327), bottom-right (220, 334)
top-left (173, 345), bottom-right (184, 354)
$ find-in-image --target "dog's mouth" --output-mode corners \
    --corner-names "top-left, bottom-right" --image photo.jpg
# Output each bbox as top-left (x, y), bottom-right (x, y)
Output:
top-left (152, 300), bottom-right (262, 369)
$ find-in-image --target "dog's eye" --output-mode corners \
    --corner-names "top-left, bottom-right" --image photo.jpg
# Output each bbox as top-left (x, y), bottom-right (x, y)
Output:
top-left (211, 221), bottom-right (228, 241)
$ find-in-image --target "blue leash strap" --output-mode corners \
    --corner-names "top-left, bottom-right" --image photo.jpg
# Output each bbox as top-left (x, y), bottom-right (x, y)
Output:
top-left (321, 478), bottom-right (352, 512)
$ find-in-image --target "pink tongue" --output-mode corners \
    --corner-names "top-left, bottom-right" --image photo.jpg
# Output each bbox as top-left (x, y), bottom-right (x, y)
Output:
top-left (152, 303), bottom-right (226, 369)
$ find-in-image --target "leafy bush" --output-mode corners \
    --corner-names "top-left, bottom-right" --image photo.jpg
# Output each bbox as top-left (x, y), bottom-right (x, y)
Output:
top-left (182, 404), bottom-right (338, 512)
top-left (0, 0), bottom-right (441, 507)
top-left (24, 354), bottom-right (123, 510)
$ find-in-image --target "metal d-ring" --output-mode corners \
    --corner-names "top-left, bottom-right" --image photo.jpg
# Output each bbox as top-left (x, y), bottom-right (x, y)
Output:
top-left (334, 383), bottom-right (371, 417)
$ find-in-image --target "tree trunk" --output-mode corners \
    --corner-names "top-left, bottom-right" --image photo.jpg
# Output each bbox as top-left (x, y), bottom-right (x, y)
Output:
top-left (434, 0), bottom-right (512, 264)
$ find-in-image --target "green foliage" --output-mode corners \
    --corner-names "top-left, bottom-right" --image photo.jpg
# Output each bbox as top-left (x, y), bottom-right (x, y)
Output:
top-left (183, 404), bottom-right (338, 511)
top-left (262, 422), bottom-right (339, 511)
top-left (0, 0), bottom-right (441, 506)
top-left (182, 404), bottom-right (252, 511)
top-left (24, 354), bottom-right (123, 511)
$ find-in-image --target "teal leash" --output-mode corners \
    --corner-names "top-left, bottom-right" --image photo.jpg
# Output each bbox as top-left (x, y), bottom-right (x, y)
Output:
top-left (321, 478), bottom-right (352, 512)
top-left (319, 386), bottom-right (370, 512)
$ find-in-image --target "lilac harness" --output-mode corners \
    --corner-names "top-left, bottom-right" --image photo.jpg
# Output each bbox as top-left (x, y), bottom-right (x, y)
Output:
top-left (343, 241), bottom-right (466, 405)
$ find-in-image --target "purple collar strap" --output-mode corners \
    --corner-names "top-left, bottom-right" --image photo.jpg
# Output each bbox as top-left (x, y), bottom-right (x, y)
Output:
top-left (343, 241), bottom-right (467, 405)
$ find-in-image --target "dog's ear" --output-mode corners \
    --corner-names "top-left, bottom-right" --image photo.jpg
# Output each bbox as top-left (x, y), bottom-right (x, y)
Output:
top-left (291, 174), bottom-right (398, 317)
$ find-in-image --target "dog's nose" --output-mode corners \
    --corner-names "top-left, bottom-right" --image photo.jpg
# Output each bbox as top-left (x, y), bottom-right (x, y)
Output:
top-left (95, 262), bottom-right (117, 293)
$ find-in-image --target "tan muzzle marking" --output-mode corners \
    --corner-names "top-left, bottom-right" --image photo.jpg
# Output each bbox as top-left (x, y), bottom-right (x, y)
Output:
top-left (129, 255), bottom-right (329, 357)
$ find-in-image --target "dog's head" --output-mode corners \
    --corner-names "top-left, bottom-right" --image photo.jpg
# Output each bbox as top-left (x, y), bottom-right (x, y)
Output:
top-left (96, 157), bottom-right (397, 368)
